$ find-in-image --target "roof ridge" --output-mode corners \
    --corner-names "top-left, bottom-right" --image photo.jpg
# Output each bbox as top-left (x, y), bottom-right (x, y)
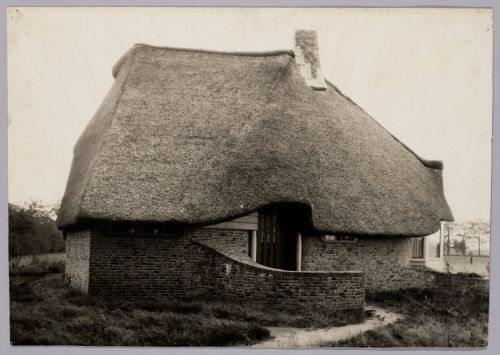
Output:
top-left (132, 43), bottom-right (295, 57)
top-left (112, 44), bottom-right (294, 78)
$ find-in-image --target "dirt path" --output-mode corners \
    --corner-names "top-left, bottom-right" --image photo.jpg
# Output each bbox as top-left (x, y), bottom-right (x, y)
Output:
top-left (251, 306), bottom-right (403, 348)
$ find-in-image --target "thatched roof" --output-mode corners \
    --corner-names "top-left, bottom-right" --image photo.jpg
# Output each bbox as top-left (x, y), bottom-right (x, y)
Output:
top-left (57, 44), bottom-right (453, 236)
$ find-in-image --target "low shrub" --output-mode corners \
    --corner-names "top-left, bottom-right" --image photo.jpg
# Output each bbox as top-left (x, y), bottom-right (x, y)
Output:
top-left (454, 272), bottom-right (483, 278)
top-left (9, 280), bottom-right (43, 303)
top-left (328, 287), bottom-right (489, 348)
top-left (204, 301), bottom-right (363, 328)
top-left (10, 260), bottom-right (65, 276)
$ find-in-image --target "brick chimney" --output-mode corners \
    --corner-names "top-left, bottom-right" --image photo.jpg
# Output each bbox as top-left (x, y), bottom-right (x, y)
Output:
top-left (294, 29), bottom-right (327, 91)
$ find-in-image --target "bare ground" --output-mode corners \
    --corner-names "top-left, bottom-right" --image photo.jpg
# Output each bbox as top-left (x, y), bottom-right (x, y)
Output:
top-left (252, 306), bottom-right (402, 348)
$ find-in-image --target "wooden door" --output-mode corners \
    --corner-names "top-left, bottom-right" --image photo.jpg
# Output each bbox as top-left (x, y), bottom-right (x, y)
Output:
top-left (256, 208), bottom-right (296, 270)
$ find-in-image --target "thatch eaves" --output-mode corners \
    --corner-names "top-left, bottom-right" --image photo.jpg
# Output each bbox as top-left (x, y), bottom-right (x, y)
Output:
top-left (57, 44), bottom-right (453, 236)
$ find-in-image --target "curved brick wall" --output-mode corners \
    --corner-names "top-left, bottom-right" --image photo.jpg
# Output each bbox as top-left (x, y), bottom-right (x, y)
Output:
top-left (190, 229), bottom-right (365, 308)
top-left (64, 227), bottom-right (365, 311)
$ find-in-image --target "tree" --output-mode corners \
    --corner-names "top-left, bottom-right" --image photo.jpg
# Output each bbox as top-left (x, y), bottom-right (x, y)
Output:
top-left (451, 239), bottom-right (466, 255)
top-left (8, 202), bottom-right (65, 258)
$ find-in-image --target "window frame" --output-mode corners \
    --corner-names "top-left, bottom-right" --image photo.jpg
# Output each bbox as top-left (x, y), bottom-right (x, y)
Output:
top-left (410, 236), bottom-right (426, 260)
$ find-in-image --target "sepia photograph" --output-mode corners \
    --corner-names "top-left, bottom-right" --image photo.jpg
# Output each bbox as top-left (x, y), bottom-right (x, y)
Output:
top-left (6, 6), bottom-right (492, 348)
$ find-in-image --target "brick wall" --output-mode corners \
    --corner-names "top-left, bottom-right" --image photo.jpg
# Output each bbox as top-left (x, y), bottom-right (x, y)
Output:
top-left (300, 235), bottom-right (491, 293)
top-left (88, 230), bottom-right (210, 299)
top-left (65, 229), bottom-right (91, 293)
top-left (64, 227), bottom-right (364, 312)
top-left (301, 235), bottom-right (422, 291)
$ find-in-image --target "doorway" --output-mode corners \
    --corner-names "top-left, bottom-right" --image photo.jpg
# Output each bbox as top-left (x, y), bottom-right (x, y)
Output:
top-left (255, 206), bottom-right (301, 270)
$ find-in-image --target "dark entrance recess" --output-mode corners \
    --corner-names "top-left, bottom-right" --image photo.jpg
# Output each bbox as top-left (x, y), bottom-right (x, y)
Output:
top-left (255, 204), bottom-right (311, 270)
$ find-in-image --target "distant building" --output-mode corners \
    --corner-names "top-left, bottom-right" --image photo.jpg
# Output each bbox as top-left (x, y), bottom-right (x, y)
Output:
top-left (57, 30), bottom-right (453, 312)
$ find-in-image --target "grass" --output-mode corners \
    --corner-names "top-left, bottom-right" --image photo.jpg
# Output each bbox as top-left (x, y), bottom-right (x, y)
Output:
top-left (326, 286), bottom-right (489, 348)
top-left (9, 267), bottom-right (362, 346)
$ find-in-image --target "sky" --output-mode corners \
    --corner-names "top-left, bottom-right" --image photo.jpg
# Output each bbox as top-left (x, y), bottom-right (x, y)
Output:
top-left (7, 7), bottom-right (493, 222)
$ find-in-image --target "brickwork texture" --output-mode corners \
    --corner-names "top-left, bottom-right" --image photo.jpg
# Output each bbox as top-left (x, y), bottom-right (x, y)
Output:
top-left (65, 227), bottom-right (365, 311)
top-left (300, 234), bottom-right (489, 293)
top-left (301, 235), bottom-right (420, 291)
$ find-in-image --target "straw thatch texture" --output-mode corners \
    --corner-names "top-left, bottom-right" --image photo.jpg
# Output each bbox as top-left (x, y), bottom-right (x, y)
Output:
top-left (57, 44), bottom-right (453, 236)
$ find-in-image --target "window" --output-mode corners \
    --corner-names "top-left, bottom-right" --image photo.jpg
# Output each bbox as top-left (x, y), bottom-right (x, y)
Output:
top-left (321, 235), bottom-right (358, 243)
top-left (411, 237), bottom-right (424, 258)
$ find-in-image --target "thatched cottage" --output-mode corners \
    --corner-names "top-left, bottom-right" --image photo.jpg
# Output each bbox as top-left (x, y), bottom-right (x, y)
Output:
top-left (57, 30), bottom-right (453, 312)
